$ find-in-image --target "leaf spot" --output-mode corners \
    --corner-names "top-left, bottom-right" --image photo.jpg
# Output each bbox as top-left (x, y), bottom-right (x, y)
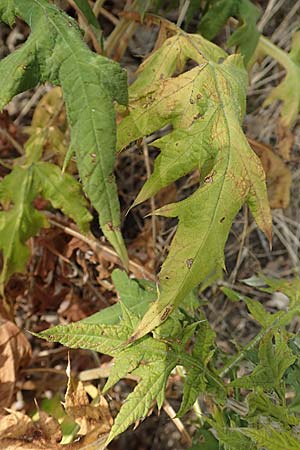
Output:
top-left (186, 258), bottom-right (194, 269)
top-left (160, 307), bottom-right (172, 322)
top-left (204, 171), bottom-right (215, 184)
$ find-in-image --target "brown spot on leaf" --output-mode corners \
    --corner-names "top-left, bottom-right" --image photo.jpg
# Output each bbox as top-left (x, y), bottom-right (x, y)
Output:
top-left (204, 171), bottom-right (215, 184)
top-left (186, 258), bottom-right (194, 269)
top-left (160, 307), bottom-right (172, 322)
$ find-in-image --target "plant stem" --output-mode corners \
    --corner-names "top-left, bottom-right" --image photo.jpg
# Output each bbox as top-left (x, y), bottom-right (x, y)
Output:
top-left (218, 312), bottom-right (284, 378)
top-left (257, 35), bottom-right (293, 70)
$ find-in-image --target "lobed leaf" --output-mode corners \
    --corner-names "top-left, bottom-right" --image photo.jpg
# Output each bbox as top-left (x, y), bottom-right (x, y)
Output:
top-left (117, 33), bottom-right (271, 340)
top-left (231, 331), bottom-right (296, 389)
top-left (0, 145), bottom-right (91, 287)
top-left (177, 320), bottom-right (216, 416)
top-left (240, 426), bottom-right (300, 450)
top-left (247, 390), bottom-right (299, 426)
top-left (199, 0), bottom-right (261, 64)
top-left (82, 269), bottom-right (156, 325)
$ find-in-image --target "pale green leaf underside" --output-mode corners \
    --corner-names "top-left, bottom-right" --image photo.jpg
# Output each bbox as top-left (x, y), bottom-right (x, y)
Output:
top-left (117, 33), bottom-right (272, 340)
top-left (0, 166), bottom-right (46, 292)
top-left (0, 0), bottom-right (128, 265)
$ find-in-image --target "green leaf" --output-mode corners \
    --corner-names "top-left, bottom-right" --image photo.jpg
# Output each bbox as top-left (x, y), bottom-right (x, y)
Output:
top-left (73, 0), bottom-right (101, 31)
top-left (246, 390), bottom-right (299, 426)
top-left (0, 152), bottom-right (91, 287)
top-left (199, 0), bottom-right (238, 40)
top-left (0, 166), bottom-right (47, 292)
top-left (199, 0), bottom-right (261, 64)
top-left (37, 322), bottom-right (131, 356)
top-left (243, 296), bottom-right (285, 329)
top-left (82, 269), bottom-right (156, 325)
top-left (36, 271), bottom-right (210, 444)
top-left (240, 426), bottom-right (300, 450)
top-left (177, 320), bottom-right (216, 416)
top-left (117, 33), bottom-right (271, 340)
top-left (34, 162), bottom-right (92, 232)
top-left (0, 0), bottom-right (128, 265)
top-left (106, 359), bottom-right (175, 445)
top-left (0, 0), bottom-right (16, 26)
top-left (231, 331), bottom-right (296, 389)
top-left (37, 312), bottom-right (178, 444)
top-left (227, 0), bottom-right (261, 64)
top-left (263, 31), bottom-right (300, 131)
top-left (209, 421), bottom-right (254, 450)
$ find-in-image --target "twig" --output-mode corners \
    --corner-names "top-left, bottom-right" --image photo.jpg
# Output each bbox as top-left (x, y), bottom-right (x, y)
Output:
top-left (0, 128), bottom-right (24, 155)
top-left (93, 0), bottom-right (106, 17)
top-left (229, 206), bottom-right (248, 283)
top-left (98, 7), bottom-right (119, 26)
top-left (176, 0), bottom-right (190, 28)
top-left (47, 216), bottom-right (156, 282)
top-left (163, 400), bottom-right (192, 446)
top-left (21, 367), bottom-right (67, 376)
top-left (14, 85), bottom-right (47, 126)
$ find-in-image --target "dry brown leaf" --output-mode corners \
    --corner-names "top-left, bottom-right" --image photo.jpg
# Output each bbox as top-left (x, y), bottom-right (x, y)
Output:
top-left (0, 410), bottom-right (60, 450)
top-left (249, 138), bottom-right (292, 209)
top-left (0, 410), bottom-right (108, 450)
top-left (0, 320), bottom-right (31, 409)
top-left (277, 125), bottom-right (295, 161)
top-left (65, 369), bottom-right (112, 437)
top-left (0, 410), bottom-right (34, 439)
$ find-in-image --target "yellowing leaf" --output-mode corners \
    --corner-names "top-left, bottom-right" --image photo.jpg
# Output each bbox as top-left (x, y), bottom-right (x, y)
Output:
top-left (117, 33), bottom-right (271, 341)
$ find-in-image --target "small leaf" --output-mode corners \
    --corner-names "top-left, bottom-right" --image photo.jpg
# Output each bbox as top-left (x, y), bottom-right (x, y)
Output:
top-left (199, 0), bottom-right (261, 63)
top-left (231, 331), bottom-right (296, 389)
top-left (246, 390), bottom-right (299, 426)
top-left (34, 162), bottom-right (92, 232)
top-left (240, 426), bottom-right (300, 450)
top-left (178, 320), bottom-right (216, 416)
top-left (0, 166), bottom-right (47, 291)
top-left (82, 269), bottom-right (156, 325)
